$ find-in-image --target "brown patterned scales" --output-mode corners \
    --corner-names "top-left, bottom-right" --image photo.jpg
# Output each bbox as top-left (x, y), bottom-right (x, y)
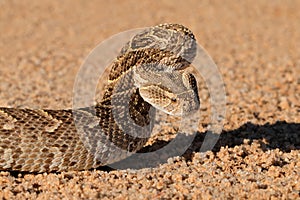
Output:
top-left (0, 24), bottom-right (200, 172)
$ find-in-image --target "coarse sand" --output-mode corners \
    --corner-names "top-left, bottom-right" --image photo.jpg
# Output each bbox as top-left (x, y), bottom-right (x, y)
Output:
top-left (0, 0), bottom-right (299, 199)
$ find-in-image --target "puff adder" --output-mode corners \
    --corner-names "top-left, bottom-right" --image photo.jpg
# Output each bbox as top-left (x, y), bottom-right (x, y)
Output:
top-left (0, 24), bottom-right (200, 172)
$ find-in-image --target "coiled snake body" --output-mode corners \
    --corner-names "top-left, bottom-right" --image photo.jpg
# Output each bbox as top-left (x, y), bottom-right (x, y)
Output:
top-left (0, 24), bottom-right (200, 172)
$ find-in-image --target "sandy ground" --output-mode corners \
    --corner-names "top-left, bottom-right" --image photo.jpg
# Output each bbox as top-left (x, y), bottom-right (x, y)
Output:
top-left (0, 0), bottom-right (299, 199)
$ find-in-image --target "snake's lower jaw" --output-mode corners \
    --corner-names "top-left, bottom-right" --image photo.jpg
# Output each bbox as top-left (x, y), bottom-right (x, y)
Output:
top-left (148, 100), bottom-right (200, 117)
top-left (140, 95), bottom-right (200, 117)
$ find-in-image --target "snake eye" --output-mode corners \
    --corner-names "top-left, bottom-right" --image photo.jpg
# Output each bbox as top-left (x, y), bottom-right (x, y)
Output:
top-left (171, 97), bottom-right (177, 102)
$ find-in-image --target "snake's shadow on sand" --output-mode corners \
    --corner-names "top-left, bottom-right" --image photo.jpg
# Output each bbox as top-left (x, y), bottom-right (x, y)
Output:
top-left (102, 120), bottom-right (299, 171)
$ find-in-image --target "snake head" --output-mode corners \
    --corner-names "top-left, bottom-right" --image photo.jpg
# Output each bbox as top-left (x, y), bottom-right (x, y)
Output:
top-left (135, 67), bottom-right (200, 117)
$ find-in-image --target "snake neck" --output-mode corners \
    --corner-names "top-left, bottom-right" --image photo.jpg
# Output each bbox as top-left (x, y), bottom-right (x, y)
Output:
top-left (96, 82), bottom-right (152, 128)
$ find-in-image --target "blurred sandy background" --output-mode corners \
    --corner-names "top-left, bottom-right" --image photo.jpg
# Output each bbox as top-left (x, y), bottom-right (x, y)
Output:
top-left (0, 0), bottom-right (299, 199)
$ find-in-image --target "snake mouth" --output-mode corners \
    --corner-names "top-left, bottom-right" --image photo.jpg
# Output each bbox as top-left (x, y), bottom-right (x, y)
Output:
top-left (139, 89), bottom-right (200, 117)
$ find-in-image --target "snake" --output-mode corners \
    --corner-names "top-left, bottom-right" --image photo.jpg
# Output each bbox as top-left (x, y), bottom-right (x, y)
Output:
top-left (0, 23), bottom-right (200, 172)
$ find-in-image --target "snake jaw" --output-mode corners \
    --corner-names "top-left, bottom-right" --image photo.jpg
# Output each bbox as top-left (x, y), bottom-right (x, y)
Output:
top-left (139, 85), bottom-right (181, 116)
top-left (138, 82), bottom-right (200, 117)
